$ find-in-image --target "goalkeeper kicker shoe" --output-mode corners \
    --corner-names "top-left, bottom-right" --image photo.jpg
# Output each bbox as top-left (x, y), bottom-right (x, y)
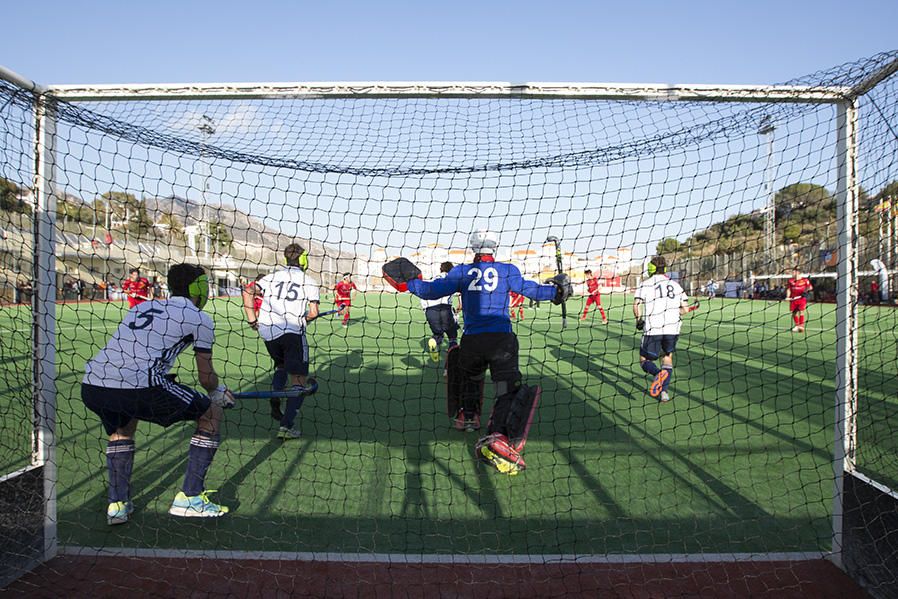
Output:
top-left (477, 433), bottom-right (526, 475)
top-left (106, 500), bottom-right (133, 525)
top-left (169, 490), bottom-right (229, 518)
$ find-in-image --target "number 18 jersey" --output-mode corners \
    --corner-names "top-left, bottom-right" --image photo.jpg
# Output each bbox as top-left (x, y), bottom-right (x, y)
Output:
top-left (256, 266), bottom-right (320, 341)
top-left (634, 274), bottom-right (687, 336)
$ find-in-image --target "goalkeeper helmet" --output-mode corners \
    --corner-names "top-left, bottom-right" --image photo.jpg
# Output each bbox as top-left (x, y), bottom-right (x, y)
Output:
top-left (469, 230), bottom-right (499, 255)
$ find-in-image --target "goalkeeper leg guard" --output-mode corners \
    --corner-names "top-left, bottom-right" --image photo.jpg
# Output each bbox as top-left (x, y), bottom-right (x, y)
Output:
top-left (488, 384), bottom-right (541, 451)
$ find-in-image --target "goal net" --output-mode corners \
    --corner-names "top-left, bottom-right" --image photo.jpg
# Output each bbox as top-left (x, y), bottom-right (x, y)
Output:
top-left (1, 51), bottom-right (898, 595)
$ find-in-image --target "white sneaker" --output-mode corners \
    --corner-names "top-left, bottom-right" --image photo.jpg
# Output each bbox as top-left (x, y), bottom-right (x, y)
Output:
top-left (278, 426), bottom-right (301, 439)
top-left (659, 391), bottom-right (670, 403)
top-left (169, 491), bottom-right (229, 518)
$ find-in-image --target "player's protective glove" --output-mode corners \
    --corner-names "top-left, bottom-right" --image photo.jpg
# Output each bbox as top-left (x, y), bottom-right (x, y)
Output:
top-left (636, 317), bottom-right (645, 331)
top-left (209, 385), bottom-right (236, 409)
top-left (548, 273), bottom-right (572, 305)
top-left (382, 257), bottom-right (422, 292)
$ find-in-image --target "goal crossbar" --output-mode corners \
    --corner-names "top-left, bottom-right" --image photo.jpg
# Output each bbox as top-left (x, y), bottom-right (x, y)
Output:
top-left (43, 81), bottom-right (850, 103)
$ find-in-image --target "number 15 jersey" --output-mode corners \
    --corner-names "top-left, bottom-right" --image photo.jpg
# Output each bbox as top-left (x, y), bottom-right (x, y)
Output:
top-left (634, 274), bottom-right (687, 336)
top-left (408, 260), bottom-right (556, 335)
top-left (256, 266), bottom-right (320, 341)
top-left (83, 296), bottom-right (215, 389)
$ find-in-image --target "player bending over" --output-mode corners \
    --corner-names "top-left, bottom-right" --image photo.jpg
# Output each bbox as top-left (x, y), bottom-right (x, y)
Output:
top-left (633, 256), bottom-right (693, 403)
top-left (421, 261), bottom-right (459, 362)
top-left (122, 267), bottom-right (153, 309)
top-left (245, 243), bottom-right (320, 438)
top-left (581, 269), bottom-right (608, 324)
top-left (334, 273), bottom-right (357, 326)
top-left (784, 267), bottom-right (813, 333)
top-left (82, 264), bottom-right (235, 523)
top-left (384, 230), bottom-right (570, 475)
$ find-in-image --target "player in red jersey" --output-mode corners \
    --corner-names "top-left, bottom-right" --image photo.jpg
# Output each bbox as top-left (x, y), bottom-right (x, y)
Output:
top-left (509, 291), bottom-right (526, 320)
top-left (334, 273), bottom-right (358, 326)
top-left (784, 268), bottom-right (813, 333)
top-left (581, 269), bottom-right (608, 324)
top-left (243, 275), bottom-right (265, 320)
top-left (122, 268), bottom-right (152, 309)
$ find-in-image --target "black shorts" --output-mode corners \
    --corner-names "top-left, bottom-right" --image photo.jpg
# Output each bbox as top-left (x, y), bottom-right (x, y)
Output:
top-left (640, 334), bottom-right (679, 360)
top-left (425, 305), bottom-right (458, 338)
top-left (458, 332), bottom-right (521, 387)
top-left (264, 332), bottom-right (310, 376)
top-left (82, 380), bottom-right (210, 436)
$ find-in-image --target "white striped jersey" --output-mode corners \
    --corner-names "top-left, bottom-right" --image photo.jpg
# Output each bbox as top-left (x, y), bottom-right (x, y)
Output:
top-left (83, 296), bottom-right (215, 389)
top-left (419, 273), bottom-right (454, 310)
top-left (633, 274), bottom-right (688, 336)
top-left (256, 266), bottom-right (320, 341)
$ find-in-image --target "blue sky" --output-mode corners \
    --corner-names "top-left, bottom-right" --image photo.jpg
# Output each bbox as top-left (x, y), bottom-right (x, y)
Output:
top-left (2, 1), bottom-right (896, 86)
top-left (2, 1), bottom-right (896, 262)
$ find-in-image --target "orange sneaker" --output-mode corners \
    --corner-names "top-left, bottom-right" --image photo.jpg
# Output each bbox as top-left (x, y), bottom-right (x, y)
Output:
top-left (649, 369), bottom-right (669, 398)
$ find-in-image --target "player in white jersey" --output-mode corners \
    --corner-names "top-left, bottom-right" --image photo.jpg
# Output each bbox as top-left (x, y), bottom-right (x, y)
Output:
top-left (420, 261), bottom-right (459, 362)
top-left (243, 243), bottom-right (320, 439)
top-left (633, 255), bottom-right (692, 403)
top-left (81, 263), bottom-right (236, 524)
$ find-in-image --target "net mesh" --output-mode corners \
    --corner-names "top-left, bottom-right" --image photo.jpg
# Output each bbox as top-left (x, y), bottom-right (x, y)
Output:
top-left (1, 51), bottom-right (898, 594)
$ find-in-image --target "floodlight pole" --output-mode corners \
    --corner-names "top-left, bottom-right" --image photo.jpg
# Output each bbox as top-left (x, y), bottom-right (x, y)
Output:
top-left (198, 115), bottom-right (215, 261)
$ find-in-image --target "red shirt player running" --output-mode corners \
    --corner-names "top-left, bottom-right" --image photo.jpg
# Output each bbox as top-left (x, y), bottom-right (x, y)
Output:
top-left (244, 275), bottom-right (264, 320)
top-left (784, 268), bottom-right (813, 333)
top-left (581, 269), bottom-right (608, 324)
top-left (509, 291), bottom-right (526, 320)
top-left (334, 273), bottom-right (358, 326)
top-left (122, 268), bottom-right (152, 309)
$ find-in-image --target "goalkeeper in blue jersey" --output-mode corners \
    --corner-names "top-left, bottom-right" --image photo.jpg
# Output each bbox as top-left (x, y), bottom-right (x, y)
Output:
top-left (383, 230), bottom-right (571, 475)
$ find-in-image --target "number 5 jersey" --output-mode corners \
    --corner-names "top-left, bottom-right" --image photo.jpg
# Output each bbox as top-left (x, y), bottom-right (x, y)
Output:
top-left (83, 296), bottom-right (215, 388)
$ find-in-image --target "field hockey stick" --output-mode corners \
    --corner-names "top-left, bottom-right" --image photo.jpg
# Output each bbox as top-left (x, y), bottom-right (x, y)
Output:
top-left (233, 378), bottom-right (318, 400)
top-left (318, 305), bottom-right (347, 318)
top-left (685, 300), bottom-right (701, 313)
top-left (546, 235), bottom-right (568, 328)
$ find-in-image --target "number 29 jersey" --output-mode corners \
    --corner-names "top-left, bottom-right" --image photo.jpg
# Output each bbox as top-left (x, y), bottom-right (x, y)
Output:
top-left (634, 274), bottom-right (688, 336)
top-left (256, 266), bottom-right (320, 341)
top-left (83, 296), bottom-right (215, 389)
top-left (408, 260), bottom-right (557, 335)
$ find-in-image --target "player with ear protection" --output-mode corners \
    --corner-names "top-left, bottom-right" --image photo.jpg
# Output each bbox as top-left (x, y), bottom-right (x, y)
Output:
top-left (82, 263), bottom-right (235, 523)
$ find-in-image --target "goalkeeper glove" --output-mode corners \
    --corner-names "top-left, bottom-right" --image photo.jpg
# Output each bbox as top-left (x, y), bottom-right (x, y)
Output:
top-left (636, 318), bottom-right (645, 331)
top-left (209, 385), bottom-right (235, 409)
top-left (549, 273), bottom-right (572, 305)
top-left (382, 257), bottom-right (422, 292)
